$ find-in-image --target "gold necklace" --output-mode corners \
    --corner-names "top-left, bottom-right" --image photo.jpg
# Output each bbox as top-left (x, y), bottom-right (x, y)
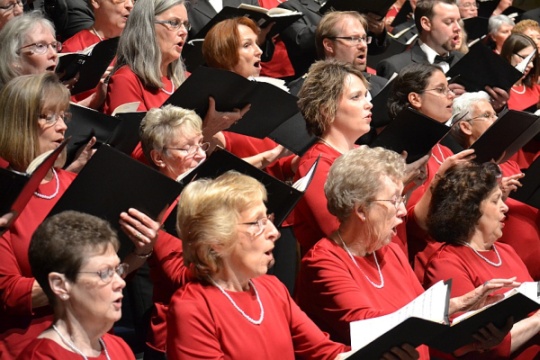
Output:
top-left (318, 137), bottom-right (346, 154)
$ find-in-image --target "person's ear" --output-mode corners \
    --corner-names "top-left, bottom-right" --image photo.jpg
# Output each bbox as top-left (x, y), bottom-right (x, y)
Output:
top-left (322, 38), bottom-right (335, 56)
top-left (150, 149), bottom-right (166, 168)
top-left (355, 206), bottom-right (366, 221)
top-left (459, 120), bottom-right (473, 136)
top-left (90, 0), bottom-right (100, 10)
top-left (49, 272), bottom-right (70, 301)
top-left (408, 92), bottom-right (422, 109)
top-left (420, 16), bottom-right (432, 33)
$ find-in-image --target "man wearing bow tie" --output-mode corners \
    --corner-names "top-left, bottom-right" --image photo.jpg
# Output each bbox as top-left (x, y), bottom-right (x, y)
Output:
top-left (377, 0), bottom-right (463, 78)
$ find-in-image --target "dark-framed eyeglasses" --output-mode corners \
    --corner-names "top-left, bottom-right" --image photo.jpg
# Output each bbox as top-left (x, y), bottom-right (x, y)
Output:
top-left (18, 41), bottom-right (62, 55)
top-left (371, 195), bottom-right (406, 209)
top-left (39, 112), bottom-right (72, 126)
top-left (155, 18), bottom-right (191, 32)
top-left (328, 35), bottom-right (372, 46)
top-left (0, 0), bottom-right (25, 12)
top-left (164, 142), bottom-right (210, 155)
top-left (239, 213), bottom-right (275, 237)
top-left (78, 263), bottom-right (130, 283)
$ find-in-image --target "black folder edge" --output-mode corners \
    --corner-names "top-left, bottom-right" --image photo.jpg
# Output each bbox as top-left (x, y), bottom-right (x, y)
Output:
top-left (161, 147), bottom-right (317, 235)
top-left (446, 42), bottom-right (523, 93)
top-left (390, 1), bottom-right (412, 28)
top-left (470, 109), bottom-right (540, 164)
top-left (47, 145), bottom-right (183, 255)
top-left (369, 107), bottom-right (451, 163)
top-left (430, 291), bottom-right (540, 353)
top-left (347, 279), bottom-right (452, 359)
top-left (163, 66), bottom-right (299, 139)
top-left (510, 156), bottom-right (540, 208)
top-left (320, 0), bottom-right (396, 18)
top-left (0, 138), bottom-right (69, 234)
top-left (463, 17), bottom-right (489, 42)
top-left (56, 37), bottom-right (119, 96)
top-left (268, 112), bottom-right (317, 156)
top-left (369, 74), bottom-right (397, 129)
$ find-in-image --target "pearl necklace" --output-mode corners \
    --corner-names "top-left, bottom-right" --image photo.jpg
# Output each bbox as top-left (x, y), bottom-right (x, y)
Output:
top-left (91, 26), bottom-right (104, 42)
top-left (34, 168), bottom-right (59, 200)
top-left (336, 230), bottom-right (385, 289)
top-left (52, 324), bottom-right (111, 360)
top-left (511, 84), bottom-right (526, 95)
top-left (209, 278), bottom-right (264, 325)
top-left (160, 81), bottom-right (175, 95)
top-left (460, 242), bottom-right (502, 267)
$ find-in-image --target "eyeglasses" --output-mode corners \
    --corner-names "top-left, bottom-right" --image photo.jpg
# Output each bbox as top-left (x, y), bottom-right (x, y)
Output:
top-left (78, 263), bottom-right (130, 283)
top-left (514, 52), bottom-right (536, 62)
top-left (371, 195), bottom-right (406, 209)
top-left (458, 1), bottom-right (479, 9)
top-left (155, 18), bottom-right (191, 32)
top-left (422, 86), bottom-right (454, 96)
top-left (328, 36), bottom-right (372, 46)
top-left (469, 112), bottom-right (497, 122)
top-left (165, 142), bottom-right (210, 155)
top-left (240, 213), bottom-right (275, 237)
top-left (18, 41), bottom-right (62, 55)
top-left (110, 0), bottom-right (135, 4)
top-left (0, 0), bottom-right (25, 12)
top-left (39, 112), bottom-right (72, 126)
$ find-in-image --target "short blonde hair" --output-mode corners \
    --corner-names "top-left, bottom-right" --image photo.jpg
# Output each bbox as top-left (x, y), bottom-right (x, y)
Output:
top-left (325, 146), bottom-right (406, 222)
top-left (0, 73), bottom-right (69, 171)
top-left (177, 171), bottom-right (266, 280)
top-left (512, 19), bottom-right (540, 36)
top-left (298, 60), bottom-right (368, 137)
top-left (139, 104), bottom-right (203, 167)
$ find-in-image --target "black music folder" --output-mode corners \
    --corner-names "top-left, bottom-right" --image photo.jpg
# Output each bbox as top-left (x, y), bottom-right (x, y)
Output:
top-left (369, 73), bottom-right (397, 129)
top-left (163, 66), bottom-right (299, 139)
top-left (0, 139), bottom-right (68, 234)
top-left (369, 107), bottom-right (451, 163)
top-left (320, 0), bottom-right (395, 18)
top-left (470, 109), bottom-right (540, 164)
top-left (463, 17), bottom-right (489, 42)
top-left (66, 103), bottom-right (144, 163)
top-left (48, 145), bottom-right (182, 234)
top-left (56, 37), bottom-right (119, 95)
top-left (510, 156), bottom-right (540, 208)
top-left (268, 112), bottom-right (317, 156)
top-left (446, 42), bottom-right (523, 93)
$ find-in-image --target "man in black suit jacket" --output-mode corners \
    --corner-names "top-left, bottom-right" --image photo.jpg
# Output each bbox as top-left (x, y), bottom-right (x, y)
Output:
top-left (377, 0), bottom-right (464, 79)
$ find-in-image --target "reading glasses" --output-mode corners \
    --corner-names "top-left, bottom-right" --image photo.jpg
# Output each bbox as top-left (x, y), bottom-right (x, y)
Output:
top-left (0, 0), bottom-right (24, 11)
top-left (422, 86), bottom-right (454, 96)
top-left (469, 112), bottom-right (497, 122)
top-left (164, 142), bottom-right (211, 155)
top-left (240, 213), bottom-right (275, 237)
top-left (78, 263), bottom-right (130, 283)
top-left (371, 195), bottom-right (406, 209)
top-left (39, 112), bottom-right (72, 126)
top-left (18, 41), bottom-right (62, 55)
top-left (329, 36), bottom-right (372, 46)
top-left (155, 19), bottom-right (192, 32)
top-left (458, 1), bottom-right (479, 9)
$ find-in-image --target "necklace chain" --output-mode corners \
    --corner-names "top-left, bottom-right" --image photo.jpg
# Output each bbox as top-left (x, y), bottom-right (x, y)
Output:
top-left (91, 26), bottom-right (104, 42)
top-left (52, 324), bottom-right (111, 360)
top-left (336, 230), bottom-right (385, 288)
top-left (209, 278), bottom-right (264, 325)
top-left (431, 144), bottom-right (446, 166)
top-left (511, 84), bottom-right (526, 95)
top-left (34, 168), bottom-right (59, 200)
top-left (460, 242), bottom-right (502, 267)
top-left (318, 137), bottom-right (345, 155)
top-left (160, 81), bottom-right (175, 95)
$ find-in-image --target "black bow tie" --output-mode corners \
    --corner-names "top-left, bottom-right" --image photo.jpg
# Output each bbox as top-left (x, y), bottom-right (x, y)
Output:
top-left (435, 54), bottom-right (454, 64)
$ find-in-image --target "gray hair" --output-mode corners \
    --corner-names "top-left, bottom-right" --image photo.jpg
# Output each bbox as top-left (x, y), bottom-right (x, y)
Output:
top-left (488, 15), bottom-right (515, 35)
top-left (325, 146), bottom-right (406, 222)
top-left (0, 11), bottom-right (55, 88)
top-left (113, 0), bottom-right (186, 89)
top-left (450, 91), bottom-right (491, 146)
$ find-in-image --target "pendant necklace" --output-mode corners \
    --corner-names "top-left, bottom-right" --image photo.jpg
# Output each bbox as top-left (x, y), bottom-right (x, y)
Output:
top-left (34, 168), bottom-right (59, 200)
top-left (209, 278), bottom-right (264, 325)
top-left (52, 324), bottom-right (111, 360)
top-left (460, 242), bottom-right (502, 267)
top-left (336, 230), bottom-right (385, 288)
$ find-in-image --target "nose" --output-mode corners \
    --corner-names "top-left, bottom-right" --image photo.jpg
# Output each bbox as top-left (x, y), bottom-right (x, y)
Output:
top-left (125, 0), bottom-right (134, 9)
top-left (366, 98), bottom-right (373, 110)
top-left (501, 201), bottom-right (509, 214)
top-left (113, 273), bottom-right (127, 290)
top-left (255, 43), bottom-right (263, 57)
top-left (56, 116), bottom-right (68, 132)
top-left (13, 3), bottom-right (23, 15)
top-left (267, 221), bottom-right (281, 242)
top-left (396, 198), bottom-right (407, 218)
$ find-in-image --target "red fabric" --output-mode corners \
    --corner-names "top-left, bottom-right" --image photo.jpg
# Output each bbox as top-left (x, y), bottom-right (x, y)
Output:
top-left (166, 275), bottom-right (349, 360)
top-left (296, 239), bottom-right (430, 359)
top-left (423, 242), bottom-right (539, 359)
top-left (507, 84), bottom-right (540, 112)
top-left (222, 131), bottom-right (295, 181)
top-left (508, 140), bottom-right (540, 170)
top-left (17, 333), bottom-right (135, 359)
top-left (103, 65), bottom-right (172, 115)
top-left (257, 0), bottom-right (295, 79)
top-left (290, 142), bottom-right (341, 255)
top-left (146, 227), bottom-right (190, 353)
top-left (0, 169), bottom-right (76, 359)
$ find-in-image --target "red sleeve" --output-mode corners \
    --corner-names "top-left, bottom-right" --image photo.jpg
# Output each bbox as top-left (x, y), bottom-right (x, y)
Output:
top-left (148, 230), bottom-right (189, 288)
top-left (104, 67), bottom-right (148, 115)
